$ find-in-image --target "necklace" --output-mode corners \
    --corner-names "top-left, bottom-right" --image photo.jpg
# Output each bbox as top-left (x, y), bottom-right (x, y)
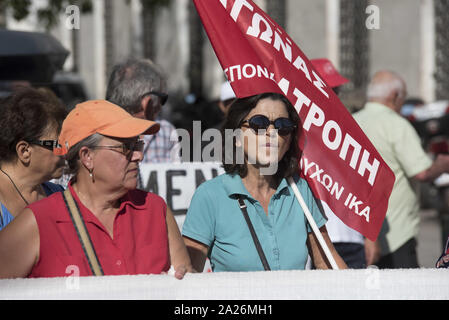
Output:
top-left (0, 168), bottom-right (30, 205)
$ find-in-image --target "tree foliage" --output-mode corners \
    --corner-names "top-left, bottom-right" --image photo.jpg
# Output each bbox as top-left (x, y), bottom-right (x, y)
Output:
top-left (0, 0), bottom-right (92, 29)
top-left (1, 0), bottom-right (170, 30)
top-left (0, 0), bottom-right (32, 22)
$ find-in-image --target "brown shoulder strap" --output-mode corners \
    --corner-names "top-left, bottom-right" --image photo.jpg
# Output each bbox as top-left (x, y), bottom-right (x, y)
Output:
top-left (62, 189), bottom-right (104, 276)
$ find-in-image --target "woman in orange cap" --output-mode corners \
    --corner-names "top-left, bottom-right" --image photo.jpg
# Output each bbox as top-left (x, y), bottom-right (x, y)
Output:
top-left (0, 100), bottom-right (192, 279)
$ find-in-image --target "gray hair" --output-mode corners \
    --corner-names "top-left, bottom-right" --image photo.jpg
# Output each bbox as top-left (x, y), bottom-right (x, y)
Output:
top-left (106, 58), bottom-right (166, 114)
top-left (367, 71), bottom-right (406, 101)
top-left (66, 133), bottom-right (104, 176)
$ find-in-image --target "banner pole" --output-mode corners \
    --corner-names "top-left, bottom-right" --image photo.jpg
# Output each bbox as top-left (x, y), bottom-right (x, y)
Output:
top-left (287, 177), bottom-right (339, 270)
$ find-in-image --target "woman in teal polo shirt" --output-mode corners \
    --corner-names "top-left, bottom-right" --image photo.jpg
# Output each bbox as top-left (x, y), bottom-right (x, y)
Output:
top-left (182, 92), bottom-right (347, 272)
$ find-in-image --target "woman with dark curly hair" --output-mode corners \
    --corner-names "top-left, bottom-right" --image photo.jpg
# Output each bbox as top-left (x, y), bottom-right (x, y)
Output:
top-left (0, 88), bottom-right (67, 230)
top-left (182, 92), bottom-right (347, 272)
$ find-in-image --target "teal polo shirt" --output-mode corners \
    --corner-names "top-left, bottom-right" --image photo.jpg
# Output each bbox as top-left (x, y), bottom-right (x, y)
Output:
top-left (182, 173), bottom-right (327, 272)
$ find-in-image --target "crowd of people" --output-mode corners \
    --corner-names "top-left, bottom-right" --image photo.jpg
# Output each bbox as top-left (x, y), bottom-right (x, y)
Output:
top-left (0, 55), bottom-right (448, 280)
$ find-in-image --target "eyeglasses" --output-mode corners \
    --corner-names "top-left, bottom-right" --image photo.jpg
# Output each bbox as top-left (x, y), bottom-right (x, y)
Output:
top-left (28, 140), bottom-right (60, 151)
top-left (142, 91), bottom-right (168, 106)
top-left (241, 115), bottom-right (296, 136)
top-left (91, 140), bottom-right (145, 157)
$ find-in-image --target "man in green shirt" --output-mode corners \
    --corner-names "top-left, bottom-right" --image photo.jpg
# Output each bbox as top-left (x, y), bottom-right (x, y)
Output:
top-left (354, 70), bottom-right (449, 268)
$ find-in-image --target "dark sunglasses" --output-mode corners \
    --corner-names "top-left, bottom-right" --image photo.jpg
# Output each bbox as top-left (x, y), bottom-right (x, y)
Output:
top-left (91, 139), bottom-right (145, 157)
top-left (241, 115), bottom-right (296, 136)
top-left (142, 91), bottom-right (168, 106)
top-left (28, 140), bottom-right (60, 151)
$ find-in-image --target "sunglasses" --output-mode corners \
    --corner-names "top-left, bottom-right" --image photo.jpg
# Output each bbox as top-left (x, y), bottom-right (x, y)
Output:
top-left (28, 140), bottom-right (60, 151)
top-left (241, 115), bottom-right (296, 136)
top-left (91, 139), bottom-right (145, 157)
top-left (142, 91), bottom-right (168, 106)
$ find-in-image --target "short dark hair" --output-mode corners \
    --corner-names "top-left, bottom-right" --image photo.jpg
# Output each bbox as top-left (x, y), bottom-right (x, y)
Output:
top-left (65, 133), bottom-right (103, 177)
top-left (0, 88), bottom-right (67, 164)
top-left (106, 58), bottom-right (166, 115)
top-left (221, 92), bottom-right (301, 180)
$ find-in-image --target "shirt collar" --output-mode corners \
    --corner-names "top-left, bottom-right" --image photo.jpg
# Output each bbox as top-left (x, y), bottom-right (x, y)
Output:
top-left (364, 102), bottom-right (395, 114)
top-left (223, 173), bottom-right (251, 198)
top-left (121, 189), bottom-right (148, 210)
top-left (223, 173), bottom-right (290, 200)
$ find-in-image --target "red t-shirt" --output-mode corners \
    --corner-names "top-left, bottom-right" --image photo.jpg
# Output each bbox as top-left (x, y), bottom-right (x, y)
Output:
top-left (28, 183), bottom-right (170, 278)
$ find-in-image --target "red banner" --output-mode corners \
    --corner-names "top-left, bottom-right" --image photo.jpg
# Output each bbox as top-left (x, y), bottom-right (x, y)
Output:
top-left (193, 0), bottom-right (395, 241)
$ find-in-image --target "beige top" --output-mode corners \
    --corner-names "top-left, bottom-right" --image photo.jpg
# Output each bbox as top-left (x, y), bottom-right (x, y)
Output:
top-left (354, 102), bottom-right (432, 254)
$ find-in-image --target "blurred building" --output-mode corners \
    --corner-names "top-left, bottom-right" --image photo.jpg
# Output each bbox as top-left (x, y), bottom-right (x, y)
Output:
top-left (3, 0), bottom-right (449, 112)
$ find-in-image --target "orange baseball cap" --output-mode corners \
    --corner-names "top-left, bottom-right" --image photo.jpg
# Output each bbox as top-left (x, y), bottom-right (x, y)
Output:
top-left (310, 58), bottom-right (349, 88)
top-left (54, 100), bottom-right (160, 156)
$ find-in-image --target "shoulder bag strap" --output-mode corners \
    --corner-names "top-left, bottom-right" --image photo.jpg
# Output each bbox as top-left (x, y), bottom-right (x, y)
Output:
top-left (62, 189), bottom-right (104, 276)
top-left (237, 197), bottom-right (271, 271)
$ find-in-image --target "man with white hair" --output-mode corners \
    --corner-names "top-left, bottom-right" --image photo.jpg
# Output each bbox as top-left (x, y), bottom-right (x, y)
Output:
top-left (354, 70), bottom-right (449, 268)
top-left (106, 58), bottom-right (181, 165)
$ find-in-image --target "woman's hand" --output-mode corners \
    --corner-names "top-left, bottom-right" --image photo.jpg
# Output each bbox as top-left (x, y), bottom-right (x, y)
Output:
top-left (307, 225), bottom-right (348, 270)
top-left (166, 208), bottom-right (194, 279)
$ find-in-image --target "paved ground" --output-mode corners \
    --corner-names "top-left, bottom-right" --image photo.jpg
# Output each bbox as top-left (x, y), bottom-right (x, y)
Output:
top-left (417, 209), bottom-right (443, 268)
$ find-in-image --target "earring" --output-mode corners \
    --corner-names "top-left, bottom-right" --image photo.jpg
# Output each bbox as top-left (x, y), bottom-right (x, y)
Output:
top-left (89, 168), bottom-right (95, 183)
